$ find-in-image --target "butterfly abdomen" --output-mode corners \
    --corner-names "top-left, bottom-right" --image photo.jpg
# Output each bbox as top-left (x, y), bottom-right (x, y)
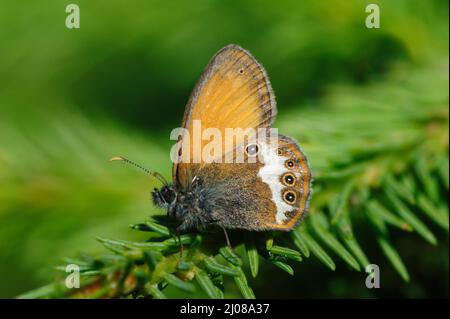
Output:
top-left (152, 185), bottom-right (176, 209)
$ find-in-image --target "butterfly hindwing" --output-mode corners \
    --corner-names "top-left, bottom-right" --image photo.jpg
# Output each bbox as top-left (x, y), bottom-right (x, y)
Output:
top-left (261, 134), bottom-right (312, 230)
top-left (240, 134), bottom-right (311, 230)
top-left (187, 134), bottom-right (311, 231)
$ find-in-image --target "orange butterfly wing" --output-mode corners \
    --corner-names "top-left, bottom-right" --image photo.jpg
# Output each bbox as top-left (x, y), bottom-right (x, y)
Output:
top-left (173, 44), bottom-right (277, 188)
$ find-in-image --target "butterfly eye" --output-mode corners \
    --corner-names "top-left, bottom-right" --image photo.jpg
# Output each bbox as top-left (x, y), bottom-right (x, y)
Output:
top-left (245, 143), bottom-right (259, 156)
top-left (238, 68), bottom-right (244, 74)
top-left (283, 190), bottom-right (297, 204)
top-left (282, 173), bottom-right (296, 186)
top-left (285, 159), bottom-right (296, 169)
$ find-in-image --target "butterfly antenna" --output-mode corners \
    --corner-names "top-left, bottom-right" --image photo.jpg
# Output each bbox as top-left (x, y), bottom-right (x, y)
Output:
top-left (109, 156), bottom-right (168, 186)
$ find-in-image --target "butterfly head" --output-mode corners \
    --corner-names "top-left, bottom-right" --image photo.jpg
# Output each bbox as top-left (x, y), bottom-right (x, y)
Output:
top-left (152, 185), bottom-right (176, 209)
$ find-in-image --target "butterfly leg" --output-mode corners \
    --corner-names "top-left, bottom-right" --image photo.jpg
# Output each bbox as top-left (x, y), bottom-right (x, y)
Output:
top-left (221, 227), bottom-right (242, 259)
top-left (221, 226), bottom-right (232, 248)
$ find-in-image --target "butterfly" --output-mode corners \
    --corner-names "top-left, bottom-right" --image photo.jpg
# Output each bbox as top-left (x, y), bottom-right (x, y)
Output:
top-left (112, 44), bottom-right (311, 238)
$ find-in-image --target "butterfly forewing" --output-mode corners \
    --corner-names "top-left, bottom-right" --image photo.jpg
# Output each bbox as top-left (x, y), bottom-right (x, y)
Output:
top-left (173, 44), bottom-right (277, 188)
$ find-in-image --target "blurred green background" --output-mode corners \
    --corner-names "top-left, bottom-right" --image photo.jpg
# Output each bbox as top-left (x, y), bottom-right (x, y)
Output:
top-left (0, 0), bottom-right (448, 298)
